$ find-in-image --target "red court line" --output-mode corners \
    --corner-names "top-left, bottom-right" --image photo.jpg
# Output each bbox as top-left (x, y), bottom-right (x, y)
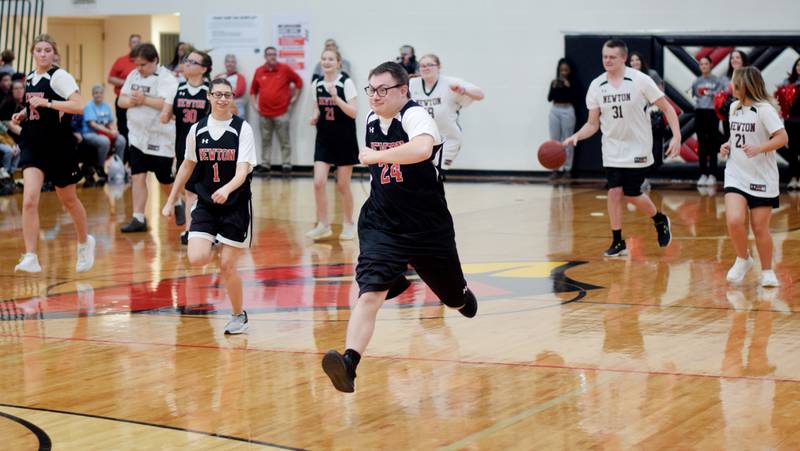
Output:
top-left (2, 332), bottom-right (798, 385)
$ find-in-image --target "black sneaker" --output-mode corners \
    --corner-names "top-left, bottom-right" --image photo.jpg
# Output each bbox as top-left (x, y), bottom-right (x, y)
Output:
top-left (174, 202), bottom-right (185, 226)
top-left (120, 217), bottom-right (147, 233)
top-left (457, 288), bottom-right (478, 318)
top-left (386, 276), bottom-right (411, 300)
top-left (654, 214), bottom-right (672, 248)
top-left (322, 350), bottom-right (355, 393)
top-left (180, 231), bottom-right (188, 245)
top-left (603, 240), bottom-right (627, 257)
top-left (281, 165), bottom-right (292, 176)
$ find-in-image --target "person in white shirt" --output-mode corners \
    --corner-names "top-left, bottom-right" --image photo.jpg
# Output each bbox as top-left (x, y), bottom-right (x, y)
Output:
top-left (719, 66), bottom-right (788, 287)
top-left (410, 54), bottom-right (484, 169)
top-left (162, 78), bottom-right (257, 335)
top-left (118, 43), bottom-right (179, 233)
top-left (11, 34), bottom-right (95, 274)
top-left (564, 40), bottom-right (682, 257)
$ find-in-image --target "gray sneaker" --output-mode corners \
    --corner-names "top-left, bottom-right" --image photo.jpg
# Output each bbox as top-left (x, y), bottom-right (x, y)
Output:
top-left (224, 311), bottom-right (249, 335)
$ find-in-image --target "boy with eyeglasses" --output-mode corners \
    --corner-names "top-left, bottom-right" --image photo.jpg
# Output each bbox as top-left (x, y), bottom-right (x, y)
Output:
top-left (321, 61), bottom-right (477, 393)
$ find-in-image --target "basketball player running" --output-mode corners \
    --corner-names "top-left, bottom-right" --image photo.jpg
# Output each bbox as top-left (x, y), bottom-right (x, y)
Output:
top-left (12, 34), bottom-right (95, 274)
top-left (410, 54), bottom-right (484, 169)
top-left (161, 49), bottom-right (212, 244)
top-left (119, 43), bottom-right (179, 233)
top-left (161, 78), bottom-right (257, 334)
top-left (305, 48), bottom-right (359, 241)
top-left (322, 62), bottom-right (477, 393)
top-left (564, 40), bottom-right (681, 257)
top-left (720, 67), bottom-right (787, 287)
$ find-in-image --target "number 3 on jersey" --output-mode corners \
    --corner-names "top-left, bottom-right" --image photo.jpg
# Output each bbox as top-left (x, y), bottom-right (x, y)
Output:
top-left (379, 162), bottom-right (404, 184)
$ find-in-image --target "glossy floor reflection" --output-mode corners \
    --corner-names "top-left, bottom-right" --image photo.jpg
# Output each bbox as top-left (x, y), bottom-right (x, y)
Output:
top-left (1, 177), bottom-right (799, 449)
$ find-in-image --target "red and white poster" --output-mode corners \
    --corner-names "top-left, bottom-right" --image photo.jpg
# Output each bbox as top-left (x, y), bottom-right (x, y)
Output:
top-left (272, 14), bottom-right (310, 79)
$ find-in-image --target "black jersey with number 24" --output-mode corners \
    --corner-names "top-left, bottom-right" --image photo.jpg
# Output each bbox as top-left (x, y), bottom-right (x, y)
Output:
top-left (360, 100), bottom-right (454, 251)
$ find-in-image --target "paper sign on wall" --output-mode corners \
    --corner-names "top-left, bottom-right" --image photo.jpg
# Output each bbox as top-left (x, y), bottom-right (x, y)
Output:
top-left (207, 15), bottom-right (264, 51)
top-left (272, 14), bottom-right (310, 79)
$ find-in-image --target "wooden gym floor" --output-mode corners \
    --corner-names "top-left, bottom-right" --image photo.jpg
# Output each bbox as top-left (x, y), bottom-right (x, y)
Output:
top-left (1, 176), bottom-right (799, 450)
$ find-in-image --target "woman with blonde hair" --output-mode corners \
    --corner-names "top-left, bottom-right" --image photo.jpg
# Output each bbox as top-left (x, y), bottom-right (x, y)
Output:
top-left (306, 48), bottom-right (359, 241)
top-left (720, 66), bottom-right (788, 286)
top-left (11, 34), bottom-right (95, 273)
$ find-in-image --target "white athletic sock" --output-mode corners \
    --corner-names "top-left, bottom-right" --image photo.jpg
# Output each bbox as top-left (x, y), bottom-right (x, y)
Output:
top-left (133, 212), bottom-right (145, 222)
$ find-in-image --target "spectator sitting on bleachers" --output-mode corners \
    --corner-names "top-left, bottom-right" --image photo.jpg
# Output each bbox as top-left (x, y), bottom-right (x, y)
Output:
top-left (83, 84), bottom-right (126, 169)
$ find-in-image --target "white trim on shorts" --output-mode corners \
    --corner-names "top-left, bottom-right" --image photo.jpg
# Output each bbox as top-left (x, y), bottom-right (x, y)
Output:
top-left (188, 231), bottom-right (216, 243)
top-left (188, 231), bottom-right (248, 248)
top-left (216, 234), bottom-right (249, 249)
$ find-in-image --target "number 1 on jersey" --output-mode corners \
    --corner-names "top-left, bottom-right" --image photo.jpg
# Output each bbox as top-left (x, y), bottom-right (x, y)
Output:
top-left (212, 162), bottom-right (220, 183)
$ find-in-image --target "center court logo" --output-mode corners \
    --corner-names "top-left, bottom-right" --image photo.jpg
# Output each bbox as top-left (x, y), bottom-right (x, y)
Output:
top-left (1, 261), bottom-right (601, 319)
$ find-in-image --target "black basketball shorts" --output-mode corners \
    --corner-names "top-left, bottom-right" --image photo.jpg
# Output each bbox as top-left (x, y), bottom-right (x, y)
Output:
top-left (356, 247), bottom-right (468, 308)
top-left (129, 145), bottom-right (175, 184)
top-left (188, 198), bottom-right (251, 248)
top-left (605, 166), bottom-right (650, 197)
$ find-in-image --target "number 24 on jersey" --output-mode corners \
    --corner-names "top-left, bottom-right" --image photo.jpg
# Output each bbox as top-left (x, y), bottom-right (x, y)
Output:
top-left (378, 162), bottom-right (404, 184)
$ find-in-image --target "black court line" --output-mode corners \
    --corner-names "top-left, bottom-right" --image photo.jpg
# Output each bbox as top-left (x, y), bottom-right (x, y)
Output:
top-left (0, 410), bottom-right (52, 451)
top-left (0, 403), bottom-right (304, 450)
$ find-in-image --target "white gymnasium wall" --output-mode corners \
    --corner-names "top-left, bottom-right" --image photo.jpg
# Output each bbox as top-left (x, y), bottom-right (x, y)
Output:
top-left (45, 0), bottom-right (800, 172)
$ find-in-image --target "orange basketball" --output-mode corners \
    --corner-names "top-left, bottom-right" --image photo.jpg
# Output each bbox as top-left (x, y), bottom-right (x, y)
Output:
top-left (537, 140), bottom-right (566, 170)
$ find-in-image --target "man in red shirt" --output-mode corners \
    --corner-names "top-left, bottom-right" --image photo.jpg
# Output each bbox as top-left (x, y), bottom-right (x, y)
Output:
top-left (107, 34), bottom-right (141, 155)
top-left (250, 46), bottom-right (303, 175)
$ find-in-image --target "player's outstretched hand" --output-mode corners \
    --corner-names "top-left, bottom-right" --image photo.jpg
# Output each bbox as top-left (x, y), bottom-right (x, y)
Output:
top-left (720, 142), bottom-right (730, 156)
top-left (359, 147), bottom-right (379, 165)
top-left (212, 186), bottom-right (230, 204)
top-left (665, 136), bottom-right (681, 159)
top-left (743, 143), bottom-right (762, 158)
top-left (562, 135), bottom-right (578, 148)
top-left (161, 200), bottom-right (175, 218)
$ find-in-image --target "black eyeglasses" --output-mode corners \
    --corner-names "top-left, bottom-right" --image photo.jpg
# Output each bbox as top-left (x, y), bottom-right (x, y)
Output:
top-left (182, 58), bottom-right (204, 67)
top-left (210, 92), bottom-right (233, 99)
top-left (364, 84), bottom-right (402, 97)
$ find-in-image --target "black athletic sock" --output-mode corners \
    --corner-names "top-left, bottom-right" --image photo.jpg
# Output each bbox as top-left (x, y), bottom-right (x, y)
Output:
top-left (343, 349), bottom-right (361, 378)
top-left (652, 212), bottom-right (665, 223)
top-left (612, 229), bottom-right (622, 243)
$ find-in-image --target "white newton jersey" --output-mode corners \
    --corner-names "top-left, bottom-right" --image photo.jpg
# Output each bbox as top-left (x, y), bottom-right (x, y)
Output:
top-left (121, 66), bottom-right (179, 158)
top-left (410, 75), bottom-right (475, 160)
top-left (724, 101), bottom-right (784, 198)
top-left (586, 67), bottom-right (664, 168)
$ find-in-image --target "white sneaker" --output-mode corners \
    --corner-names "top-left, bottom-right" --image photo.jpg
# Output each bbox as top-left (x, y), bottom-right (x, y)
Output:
top-left (76, 235), bottom-right (96, 273)
top-left (339, 223), bottom-right (355, 240)
top-left (760, 270), bottom-right (780, 287)
top-left (788, 178), bottom-right (799, 189)
top-left (726, 255), bottom-right (754, 283)
top-left (697, 174), bottom-right (708, 186)
top-left (305, 223), bottom-right (332, 240)
top-left (14, 253), bottom-right (42, 273)
top-left (706, 174), bottom-right (716, 185)
top-left (0, 168), bottom-right (9, 179)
